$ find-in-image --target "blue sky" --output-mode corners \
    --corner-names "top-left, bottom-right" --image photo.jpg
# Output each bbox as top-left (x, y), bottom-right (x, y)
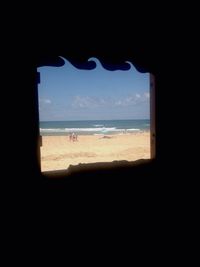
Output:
top-left (37, 57), bottom-right (150, 121)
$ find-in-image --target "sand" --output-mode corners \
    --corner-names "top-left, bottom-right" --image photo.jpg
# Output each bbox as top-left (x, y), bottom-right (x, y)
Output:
top-left (40, 132), bottom-right (150, 171)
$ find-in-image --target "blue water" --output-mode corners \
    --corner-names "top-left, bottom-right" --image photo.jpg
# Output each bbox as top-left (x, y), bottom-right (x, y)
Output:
top-left (40, 119), bottom-right (150, 136)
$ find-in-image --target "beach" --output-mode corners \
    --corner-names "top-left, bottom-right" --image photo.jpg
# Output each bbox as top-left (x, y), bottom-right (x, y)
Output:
top-left (40, 131), bottom-right (150, 172)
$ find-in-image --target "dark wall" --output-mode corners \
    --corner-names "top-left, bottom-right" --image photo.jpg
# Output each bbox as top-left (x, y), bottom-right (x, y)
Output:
top-left (2, 6), bottom-right (195, 259)
top-left (5, 19), bottom-right (176, 211)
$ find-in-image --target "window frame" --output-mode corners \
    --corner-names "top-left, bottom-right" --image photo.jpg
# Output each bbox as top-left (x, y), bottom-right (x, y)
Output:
top-left (35, 62), bottom-right (156, 176)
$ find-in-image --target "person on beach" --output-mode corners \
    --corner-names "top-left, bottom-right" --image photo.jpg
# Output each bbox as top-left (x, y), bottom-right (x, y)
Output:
top-left (72, 132), bottom-right (75, 142)
top-left (69, 133), bottom-right (72, 141)
top-left (72, 132), bottom-right (78, 142)
top-left (69, 132), bottom-right (78, 142)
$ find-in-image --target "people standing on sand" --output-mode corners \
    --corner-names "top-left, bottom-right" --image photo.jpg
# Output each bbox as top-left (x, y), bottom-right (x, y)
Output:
top-left (73, 132), bottom-right (78, 142)
top-left (72, 132), bottom-right (75, 142)
top-left (69, 132), bottom-right (78, 142)
top-left (69, 133), bottom-right (73, 141)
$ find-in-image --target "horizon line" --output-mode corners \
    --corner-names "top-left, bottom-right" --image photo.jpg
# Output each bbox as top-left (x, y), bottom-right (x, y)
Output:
top-left (40, 118), bottom-right (150, 122)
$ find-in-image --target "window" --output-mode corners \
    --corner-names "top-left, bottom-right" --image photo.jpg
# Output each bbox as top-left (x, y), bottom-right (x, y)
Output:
top-left (37, 57), bottom-right (154, 173)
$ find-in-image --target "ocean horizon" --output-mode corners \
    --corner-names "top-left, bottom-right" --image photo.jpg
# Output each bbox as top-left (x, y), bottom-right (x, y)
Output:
top-left (40, 119), bottom-right (150, 136)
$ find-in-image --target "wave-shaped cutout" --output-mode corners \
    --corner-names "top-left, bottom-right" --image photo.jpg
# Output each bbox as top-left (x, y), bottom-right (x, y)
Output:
top-left (60, 56), bottom-right (135, 71)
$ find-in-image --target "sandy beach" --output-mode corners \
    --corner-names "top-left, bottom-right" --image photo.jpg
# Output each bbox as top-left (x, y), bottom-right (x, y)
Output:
top-left (40, 132), bottom-right (150, 172)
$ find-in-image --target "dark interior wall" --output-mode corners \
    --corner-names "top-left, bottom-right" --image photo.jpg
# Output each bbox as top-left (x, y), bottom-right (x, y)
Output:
top-left (3, 6), bottom-right (195, 257)
top-left (5, 15), bottom-right (175, 209)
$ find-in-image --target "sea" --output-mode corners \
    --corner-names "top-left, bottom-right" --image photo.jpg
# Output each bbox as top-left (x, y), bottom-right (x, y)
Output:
top-left (40, 119), bottom-right (150, 136)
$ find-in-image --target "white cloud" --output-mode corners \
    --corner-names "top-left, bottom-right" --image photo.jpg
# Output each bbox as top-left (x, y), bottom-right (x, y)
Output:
top-left (114, 94), bottom-right (140, 107)
top-left (72, 96), bottom-right (94, 108)
top-left (39, 98), bottom-right (52, 104)
top-left (99, 99), bottom-right (106, 104)
top-left (44, 99), bottom-right (52, 104)
top-left (115, 100), bottom-right (122, 106)
top-left (71, 92), bottom-right (150, 109)
top-left (136, 93), bottom-right (141, 98)
top-left (72, 96), bottom-right (107, 108)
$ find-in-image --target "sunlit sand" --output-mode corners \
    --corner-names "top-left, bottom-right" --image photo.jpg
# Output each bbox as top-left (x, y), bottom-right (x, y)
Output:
top-left (40, 132), bottom-right (150, 171)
